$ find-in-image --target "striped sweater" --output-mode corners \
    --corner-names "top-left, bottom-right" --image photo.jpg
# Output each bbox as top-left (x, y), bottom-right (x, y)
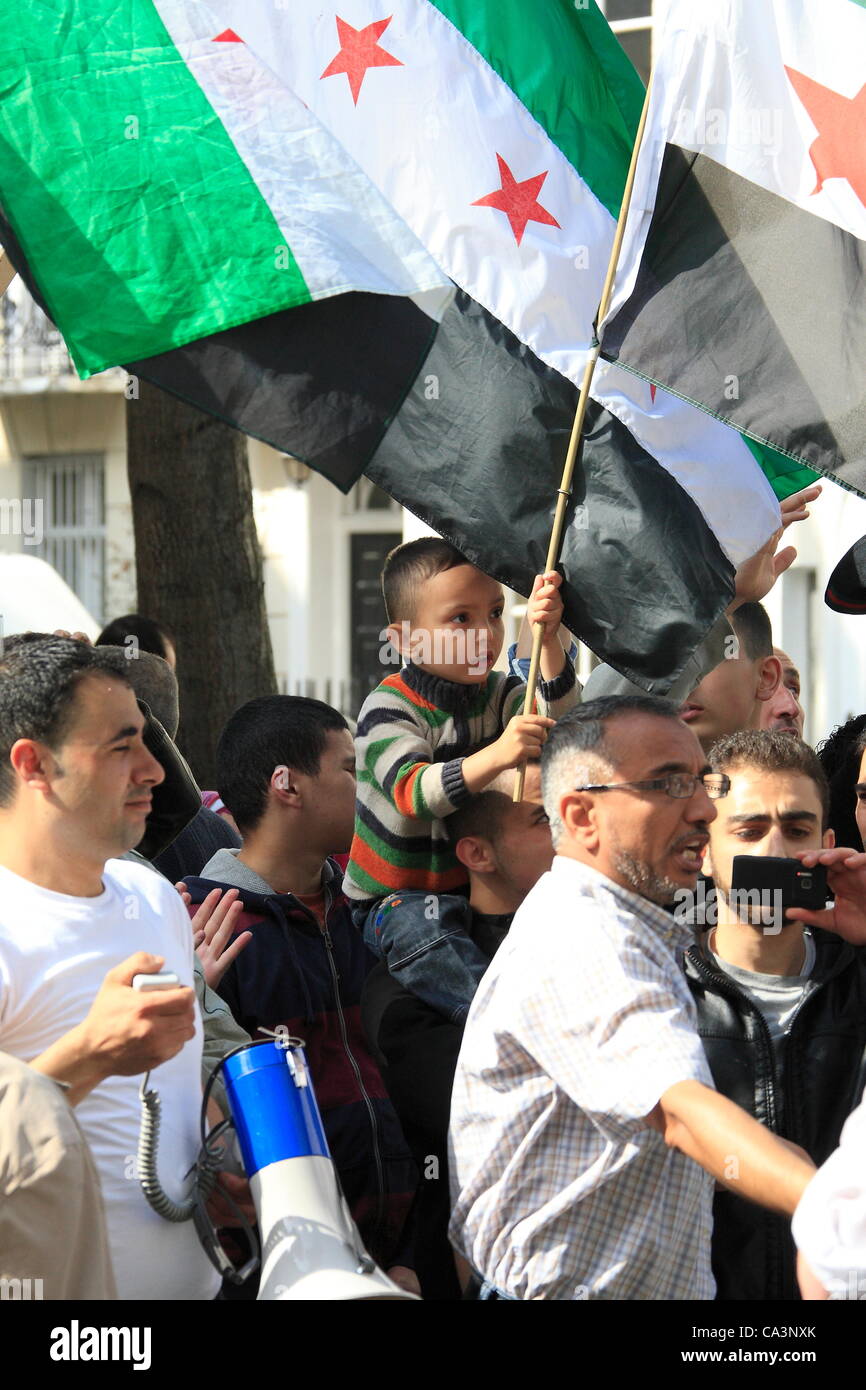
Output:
top-left (344, 659), bottom-right (579, 904)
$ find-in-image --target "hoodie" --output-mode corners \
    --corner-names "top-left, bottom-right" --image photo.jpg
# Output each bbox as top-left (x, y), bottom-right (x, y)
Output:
top-left (183, 849), bottom-right (417, 1270)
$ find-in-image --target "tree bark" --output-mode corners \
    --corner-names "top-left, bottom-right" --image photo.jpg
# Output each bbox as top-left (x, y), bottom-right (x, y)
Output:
top-left (126, 380), bottom-right (276, 786)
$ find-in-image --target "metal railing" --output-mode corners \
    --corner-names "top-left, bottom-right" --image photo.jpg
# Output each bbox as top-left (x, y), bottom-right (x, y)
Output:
top-left (0, 287), bottom-right (75, 383)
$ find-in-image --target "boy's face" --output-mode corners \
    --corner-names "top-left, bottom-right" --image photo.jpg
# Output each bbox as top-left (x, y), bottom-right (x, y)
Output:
top-left (309, 727), bottom-right (357, 855)
top-left (395, 563), bottom-right (505, 684)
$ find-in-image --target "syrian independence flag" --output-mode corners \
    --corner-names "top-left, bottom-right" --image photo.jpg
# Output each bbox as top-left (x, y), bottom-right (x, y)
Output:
top-left (0, 1), bottom-right (798, 687)
top-left (602, 0), bottom-right (866, 495)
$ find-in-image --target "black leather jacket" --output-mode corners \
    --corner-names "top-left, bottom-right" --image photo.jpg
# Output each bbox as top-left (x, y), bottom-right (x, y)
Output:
top-left (683, 928), bottom-right (866, 1301)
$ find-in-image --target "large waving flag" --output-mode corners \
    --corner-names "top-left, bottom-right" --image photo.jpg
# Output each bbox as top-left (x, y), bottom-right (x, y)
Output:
top-left (0, 0), bottom-right (796, 687)
top-left (602, 0), bottom-right (866, 496)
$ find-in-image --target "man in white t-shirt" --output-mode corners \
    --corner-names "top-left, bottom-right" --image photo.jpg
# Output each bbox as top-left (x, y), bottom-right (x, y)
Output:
top-left (0, 635), bottom-right (221, 1300)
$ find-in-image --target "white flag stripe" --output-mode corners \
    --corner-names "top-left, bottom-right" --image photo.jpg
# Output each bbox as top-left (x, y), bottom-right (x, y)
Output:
top-left (153, 0), bottom-right (449, 301)
top-left (593, 361), bottom-right (782, 567)
top-left (205, 0), bottom-right (615, 388)
top-left (606, 0), bottom-right (866, 326)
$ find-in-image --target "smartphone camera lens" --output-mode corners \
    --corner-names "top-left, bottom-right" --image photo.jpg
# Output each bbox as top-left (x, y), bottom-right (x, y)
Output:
top-left (799, 873), bottom-right (813, 891)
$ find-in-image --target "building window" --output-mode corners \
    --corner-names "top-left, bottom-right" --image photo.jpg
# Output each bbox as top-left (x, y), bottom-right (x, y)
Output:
top-left (347, 478), bottom-right (401, 515)
top-left (22, 454), bottom-right (106, 622)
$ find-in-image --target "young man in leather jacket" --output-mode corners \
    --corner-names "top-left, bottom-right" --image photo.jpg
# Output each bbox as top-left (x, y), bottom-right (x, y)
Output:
top-left (684, 730), bottom-right (866, 1300)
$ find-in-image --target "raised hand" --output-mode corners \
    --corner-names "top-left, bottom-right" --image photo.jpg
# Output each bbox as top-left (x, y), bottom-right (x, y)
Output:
top-left (176, 884), bottom-right (251, 989)
top-left (730, 484), bottom-right (821, 609)
top-left (786, 846), bottom-right (866, 946)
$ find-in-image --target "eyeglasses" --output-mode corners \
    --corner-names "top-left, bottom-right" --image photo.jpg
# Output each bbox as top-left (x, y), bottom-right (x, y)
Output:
top-left (573, 772), bottom-right (731, 800)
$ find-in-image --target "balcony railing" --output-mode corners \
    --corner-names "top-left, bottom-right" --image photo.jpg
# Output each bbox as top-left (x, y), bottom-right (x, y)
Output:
top-left (0, 283), bottom-right (76, 383)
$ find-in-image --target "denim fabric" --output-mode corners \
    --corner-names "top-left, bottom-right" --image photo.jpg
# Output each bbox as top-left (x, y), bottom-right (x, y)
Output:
top-left (507, 640), bottom-right (579, 685)
top-left (360, 891), bottom-right (489, 1024)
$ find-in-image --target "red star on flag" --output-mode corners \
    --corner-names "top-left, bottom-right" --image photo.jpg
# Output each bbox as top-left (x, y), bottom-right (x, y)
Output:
top-left (472, 154), bottom-right (561, 246)
top-left (786, 67), bottom-right (866, 208)
top-left (320, 16), bottom-right (403, 105)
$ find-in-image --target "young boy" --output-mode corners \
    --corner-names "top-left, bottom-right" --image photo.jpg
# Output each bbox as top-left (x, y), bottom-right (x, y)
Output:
top-left (343, 538), bottom-right (579, 1018)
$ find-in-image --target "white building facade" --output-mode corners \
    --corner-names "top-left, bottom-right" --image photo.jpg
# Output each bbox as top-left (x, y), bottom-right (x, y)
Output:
top-left (1, 1), bottom-right (865, 743)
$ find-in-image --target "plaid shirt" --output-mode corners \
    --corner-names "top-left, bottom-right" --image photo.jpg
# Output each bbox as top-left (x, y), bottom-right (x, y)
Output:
top-left (448, 855), bottom-right (716, 1300)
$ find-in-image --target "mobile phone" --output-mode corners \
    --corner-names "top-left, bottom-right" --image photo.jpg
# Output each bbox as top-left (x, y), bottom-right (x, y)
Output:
top-left (730, 855), bottom-right (827, 911)
top-left (131, 971), bottom-right (181, 991)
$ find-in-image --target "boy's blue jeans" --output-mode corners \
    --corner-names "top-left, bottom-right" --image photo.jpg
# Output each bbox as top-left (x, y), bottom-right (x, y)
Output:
top-left (354, 890), bottom-right (489, 1024)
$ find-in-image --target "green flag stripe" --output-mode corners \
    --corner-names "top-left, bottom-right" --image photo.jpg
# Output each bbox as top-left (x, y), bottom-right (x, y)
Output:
top-left (0, 0), bottom-right (310, 375)
top-left (744, 438), bottom-right (821, 502)
top-left (427, 0), bottom-right (644, 220)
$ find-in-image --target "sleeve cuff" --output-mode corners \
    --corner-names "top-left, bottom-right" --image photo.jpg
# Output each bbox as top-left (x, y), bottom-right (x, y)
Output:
top-left (538, 657), bottom-right (577, 704)
top-left (441, 757), bottom-right (470, 809)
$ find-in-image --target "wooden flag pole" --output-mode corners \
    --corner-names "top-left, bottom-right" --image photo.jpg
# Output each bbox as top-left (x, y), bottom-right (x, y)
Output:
top-left (514, 71), bottom-right (654, 802)
top-left (0, 250), bottom-right (17, 298)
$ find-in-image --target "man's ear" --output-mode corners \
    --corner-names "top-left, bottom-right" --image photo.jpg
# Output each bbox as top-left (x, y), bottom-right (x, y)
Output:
top-left (272, 764), bottom-right (303, 806)
top-left (9, 738), bottom-right (55, 794)
top-left (756, 654), bottom-right (782, 703)
top-left (822, 827), bottom-right (836, 849)
top-left (561, 791), bottom-right (598, 848)
top-left (454, 834), bottom-right (497, 877)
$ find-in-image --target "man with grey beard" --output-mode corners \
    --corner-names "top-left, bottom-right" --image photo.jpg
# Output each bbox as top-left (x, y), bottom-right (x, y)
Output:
top-left (449, 696), bottom-right (817, 1301)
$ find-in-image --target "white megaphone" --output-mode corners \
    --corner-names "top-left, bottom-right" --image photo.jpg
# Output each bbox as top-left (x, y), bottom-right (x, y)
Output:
top-left (220, 1039), bottom-right (418, 1300)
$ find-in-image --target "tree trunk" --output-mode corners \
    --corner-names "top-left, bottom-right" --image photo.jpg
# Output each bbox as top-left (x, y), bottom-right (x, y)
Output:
top-left (126, 380), bottom-right (276, 785)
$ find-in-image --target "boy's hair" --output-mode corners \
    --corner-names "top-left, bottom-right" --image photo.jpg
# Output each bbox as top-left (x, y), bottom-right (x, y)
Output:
top-left (708, 729), bottom-right (830, 829)
top-left (216, 695), bottom-right (348, 835)
top-left (0, 636), bottom-right (130, 806)
top-left (381, 537), bottom-right (468, 624)
top-left (96, 613), bottom-right (176, 662)
top-left (730, 602), bottom-right (772, 661)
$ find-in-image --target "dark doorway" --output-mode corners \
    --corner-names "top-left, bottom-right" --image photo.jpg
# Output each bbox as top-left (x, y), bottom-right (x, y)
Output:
top-left (350, 531), bottom-right (399, 717)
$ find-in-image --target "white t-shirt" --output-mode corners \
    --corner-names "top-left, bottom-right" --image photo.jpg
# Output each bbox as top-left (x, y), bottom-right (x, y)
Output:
top-left (0, 858), bottom-right (220, 1301)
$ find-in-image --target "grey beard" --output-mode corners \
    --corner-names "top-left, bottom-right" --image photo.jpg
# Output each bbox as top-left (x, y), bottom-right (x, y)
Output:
top-left (613, 850), bottom-right (682, 907)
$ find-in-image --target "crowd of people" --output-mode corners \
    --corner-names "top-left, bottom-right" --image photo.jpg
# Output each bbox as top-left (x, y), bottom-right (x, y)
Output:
top-left (1, 478), bottom-right (865, 1302)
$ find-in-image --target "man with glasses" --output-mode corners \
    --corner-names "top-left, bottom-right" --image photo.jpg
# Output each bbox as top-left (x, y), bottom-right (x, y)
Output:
top-left (448, 695), bottom-right (817, 1300)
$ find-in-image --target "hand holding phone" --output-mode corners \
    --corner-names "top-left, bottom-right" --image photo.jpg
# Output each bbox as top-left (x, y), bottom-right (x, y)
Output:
top-left (132, 971), bottom-right (181, 992)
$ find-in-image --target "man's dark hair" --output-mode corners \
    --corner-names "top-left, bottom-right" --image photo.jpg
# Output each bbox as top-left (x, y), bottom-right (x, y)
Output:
top-left (709, 729), bottom-right (830, 829)
top-left (817, 714), bottom-right (866, 847)
top-left (216, 695), bottom-right (349, 835)
top-left (96, 614), bottom-right (175, 662)
top-left (446, 788), bottom-right (513, 847)
top-left (381, 537), bottom-right (468, 624)
top-left (0, 636), bottom-right (130, 806)
top-left (730, 602), bottom-right (773, 661)
top-left (541, 695), bottom-right (681, 845)
top-left (99, 647), bottom-right (179, 738)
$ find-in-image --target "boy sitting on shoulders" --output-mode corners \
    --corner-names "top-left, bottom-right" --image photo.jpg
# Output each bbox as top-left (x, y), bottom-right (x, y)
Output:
top-left (343, 538), bottom-right (579, 1019)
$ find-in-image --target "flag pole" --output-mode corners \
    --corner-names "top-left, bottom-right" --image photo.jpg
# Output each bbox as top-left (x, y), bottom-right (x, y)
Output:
top-left (0, 250), bottom-right (16, 298)
top-left (514, 71), bottom-right (654, 802)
